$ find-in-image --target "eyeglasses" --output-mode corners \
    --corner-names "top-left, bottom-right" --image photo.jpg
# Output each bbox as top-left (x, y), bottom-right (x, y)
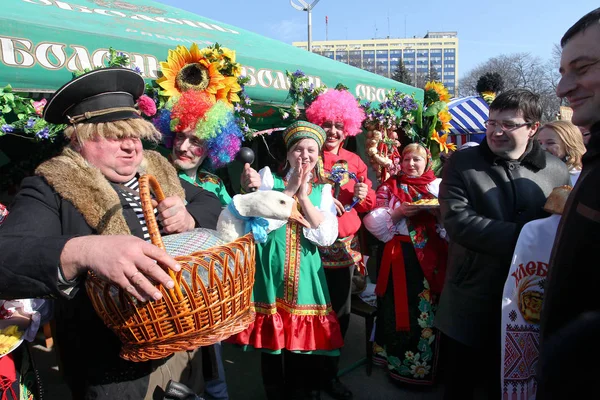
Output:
top-left (484, 120), bottom-right (531, 131)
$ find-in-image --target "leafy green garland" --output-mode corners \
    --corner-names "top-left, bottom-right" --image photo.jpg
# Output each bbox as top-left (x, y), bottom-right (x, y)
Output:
top-left (0, 47), bottom-right (140, 192)
top-left (0, 87), bottom-right (63, 142)
top-left (233, 75), bottom-right (256, 141)
top-left (0, 48), bottom-right (138, 143)
top-left (278, 69), bottom-right (326, 121)
top-left (72, 48), bottom-right (135, 78)
top-left (360, 81), bottom-right (455, 179)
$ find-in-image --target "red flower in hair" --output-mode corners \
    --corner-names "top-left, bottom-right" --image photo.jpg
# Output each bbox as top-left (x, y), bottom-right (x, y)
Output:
top-left (137, 95), bottom-right (157, 117)
top-left (33, 98), bottom-right (47, 116)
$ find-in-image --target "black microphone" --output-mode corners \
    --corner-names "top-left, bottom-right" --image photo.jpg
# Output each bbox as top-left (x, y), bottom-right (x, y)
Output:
top-left (236, 147), bottom-right (257, 192)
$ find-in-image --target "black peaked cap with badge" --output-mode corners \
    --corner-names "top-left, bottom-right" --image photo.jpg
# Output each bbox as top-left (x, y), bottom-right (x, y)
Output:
top-left (43, 67), bottom-right (145, 125)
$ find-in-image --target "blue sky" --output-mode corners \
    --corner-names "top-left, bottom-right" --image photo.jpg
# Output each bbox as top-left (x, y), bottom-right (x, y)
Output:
top-left (157, 0), bottom-right (597, 79)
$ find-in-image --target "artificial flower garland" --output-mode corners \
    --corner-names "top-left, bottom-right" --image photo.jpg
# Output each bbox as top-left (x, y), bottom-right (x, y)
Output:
top-left (361, 81), bottom-right (456, 182)
top-left (279, 69), bottom-right (326, 121)
top-left (0, 48), bottom-right (155, 143)
top-left (361, 89), bottom-right (417, 182)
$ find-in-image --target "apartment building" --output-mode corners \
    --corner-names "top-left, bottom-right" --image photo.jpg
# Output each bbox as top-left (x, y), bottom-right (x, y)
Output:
top-left (293, 31), bottom-right (459, 96)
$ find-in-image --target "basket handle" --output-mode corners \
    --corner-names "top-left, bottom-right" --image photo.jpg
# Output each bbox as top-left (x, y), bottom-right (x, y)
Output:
top-left (138, 174), bottom-right (184, 302)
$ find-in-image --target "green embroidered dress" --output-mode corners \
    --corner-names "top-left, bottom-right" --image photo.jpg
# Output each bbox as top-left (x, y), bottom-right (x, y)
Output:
top-left (229, 168), bottom-right (343, 355)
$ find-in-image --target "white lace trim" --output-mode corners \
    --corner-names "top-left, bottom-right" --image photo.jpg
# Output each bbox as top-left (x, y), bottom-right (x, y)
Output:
top-left (364, 208), bottom-right (408, 242)
top-left (364, 178), bottom-right (443, 242)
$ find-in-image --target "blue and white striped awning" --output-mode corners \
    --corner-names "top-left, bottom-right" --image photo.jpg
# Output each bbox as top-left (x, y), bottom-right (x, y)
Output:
top-left (447, 96), bottom-right (489, 135)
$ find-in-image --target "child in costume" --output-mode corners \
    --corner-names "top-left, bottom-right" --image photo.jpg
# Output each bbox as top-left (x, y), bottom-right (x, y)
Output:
top-left (232, 121), bottom-right (341, 400)
top-left (305, 88), bottom-right (375, 399)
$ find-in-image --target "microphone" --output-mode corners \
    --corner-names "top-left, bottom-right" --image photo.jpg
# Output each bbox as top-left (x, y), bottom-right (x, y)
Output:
top-left (236, 147), bottom-right (257, 192)
top-left (236, 147), bottom-right (255, 165)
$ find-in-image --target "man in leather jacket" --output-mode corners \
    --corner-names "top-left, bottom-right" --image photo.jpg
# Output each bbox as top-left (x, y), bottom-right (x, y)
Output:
top-left (538, 8), bottom-right (600, 399)
top-left (435, 89), bottom-right (570, 399)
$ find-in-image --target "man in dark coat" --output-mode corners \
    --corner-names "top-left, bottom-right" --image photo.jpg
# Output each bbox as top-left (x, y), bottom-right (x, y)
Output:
top-left (537, 8), bottom-right (600, 399)
top-left (0, 68), bottom-right (222, 399)
top-left (436, 89), bottom-right (570, 399)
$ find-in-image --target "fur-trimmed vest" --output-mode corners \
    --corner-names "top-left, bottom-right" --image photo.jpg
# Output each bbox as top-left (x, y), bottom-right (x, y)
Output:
top-left (35, 147), bottom-right (185, 236)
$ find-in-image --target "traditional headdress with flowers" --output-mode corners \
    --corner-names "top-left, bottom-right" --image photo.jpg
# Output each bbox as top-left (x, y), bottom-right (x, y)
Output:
top-left (361, 89), bottom-right (418, 182)
top-left (149, 43), bottom-right (249, 170)
top-left (305, 89), bottom-right (365, 136)
top-left (361, 81), bottom-right (456, 183)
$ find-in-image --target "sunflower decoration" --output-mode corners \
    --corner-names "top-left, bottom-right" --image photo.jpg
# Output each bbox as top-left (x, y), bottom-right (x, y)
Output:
top-left (149, 42), bottom-right (250, 170)
top-left (199, 43), bottom-right (243, 104)
top-left (437, 109), bottom-right (452, 133)
top-left (424, 81), bottom-right (451, 105)
top-left (157, 43), bottom-right (226, 102)
top-left (201, 45), bottom-right (242, 76)
top-left (411, 81), bottom-right (454, 176)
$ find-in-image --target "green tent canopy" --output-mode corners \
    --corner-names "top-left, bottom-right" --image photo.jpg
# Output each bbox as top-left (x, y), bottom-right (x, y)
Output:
top-left (0, 0), bottom-right (422, 129)
top-left (0, 0), bottom-right (426, 193)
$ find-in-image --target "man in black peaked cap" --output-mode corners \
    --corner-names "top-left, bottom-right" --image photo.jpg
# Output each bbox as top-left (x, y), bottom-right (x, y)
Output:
top-left (0, 67), bottom-right (222, 399)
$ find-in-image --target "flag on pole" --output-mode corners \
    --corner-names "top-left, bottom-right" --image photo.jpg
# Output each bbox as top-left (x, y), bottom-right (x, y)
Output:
top-left (326, 16), bottom-right (328, 24)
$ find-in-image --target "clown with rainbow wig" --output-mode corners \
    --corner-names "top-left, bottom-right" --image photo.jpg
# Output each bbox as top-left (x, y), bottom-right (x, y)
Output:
top-left (305, 88), bottom-right (376, 399)
top-left (152, 43), bottom-right (245, 206)
top-left (150, 42), bottom-right (248, 400)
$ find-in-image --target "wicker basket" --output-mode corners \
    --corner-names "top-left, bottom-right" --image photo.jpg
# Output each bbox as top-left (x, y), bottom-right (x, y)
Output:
top-left (85, 174), bottom-right (256, 362)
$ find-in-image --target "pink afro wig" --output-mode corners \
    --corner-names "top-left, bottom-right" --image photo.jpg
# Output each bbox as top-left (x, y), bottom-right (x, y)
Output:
top-left (305, 89), bottom-right (366, 136)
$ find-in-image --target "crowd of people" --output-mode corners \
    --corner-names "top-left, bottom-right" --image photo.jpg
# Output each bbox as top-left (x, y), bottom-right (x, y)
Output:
top-left (0, 6), bottom-right (599, 400)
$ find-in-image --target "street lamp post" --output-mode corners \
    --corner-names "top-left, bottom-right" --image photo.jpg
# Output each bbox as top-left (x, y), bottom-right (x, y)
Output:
top-left (290, 0), bottom-right (320, 52)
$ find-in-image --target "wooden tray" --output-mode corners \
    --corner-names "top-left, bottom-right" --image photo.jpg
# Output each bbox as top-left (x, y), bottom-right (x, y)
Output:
top-left (409, 202), bottom-right (440, 209)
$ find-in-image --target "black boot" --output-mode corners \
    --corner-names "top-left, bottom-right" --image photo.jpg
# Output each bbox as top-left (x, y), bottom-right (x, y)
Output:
top-left (290, 388), bottom-right (321, 400)
top-left (263, 385), bottom-right (284, 400)
top-left (323, 378), bottom-right (352, 400)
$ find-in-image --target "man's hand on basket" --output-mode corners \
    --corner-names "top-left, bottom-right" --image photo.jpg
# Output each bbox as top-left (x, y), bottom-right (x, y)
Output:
top-left (60, 235), bottom-right (181, 302)
top-left (151, 196), bottom-right (195, 234)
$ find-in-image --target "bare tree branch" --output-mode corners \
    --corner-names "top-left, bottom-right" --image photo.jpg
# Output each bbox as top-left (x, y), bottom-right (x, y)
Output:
top-left (459, 52), bottom-right (561, 121)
